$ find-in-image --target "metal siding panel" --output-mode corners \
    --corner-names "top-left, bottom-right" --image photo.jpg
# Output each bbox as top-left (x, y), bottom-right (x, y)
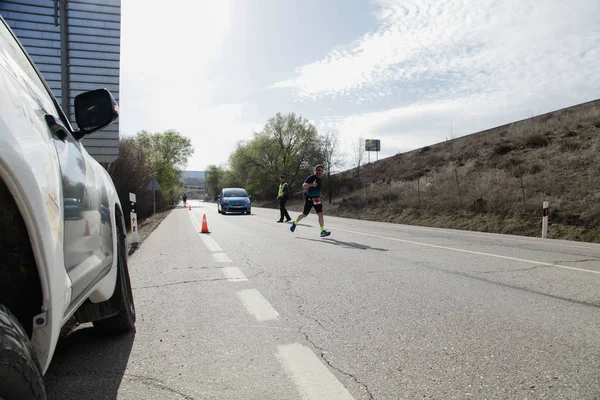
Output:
top-left (69, 41), bottom-right (119, 53)
top-left (70, 66), bottom-right (119, 76)
top-left (10, 29), bottom-right (60, 40)
top-left (27, 54), bottom-right (61, 64)
top-left (71, 0), bottom-right (121, 7)
top-left (0, 3), bottom-right (53, 15)
top-left (19, 37), bottom-right (60, 49)
top-left (25, 46), bottom-right (60, 57)
top-left (70, 58), bottom-right (119, 68)
top-left (69, 49), bottom-right (119, 61)
top-left (82, 131), bottom-right (120, 140)
top-left (4, 0), bottom-right (121, 162)
top-left (0, 0), bottom-right (54, 8)
top-left (36, 63), bottom-right (61, 73)
top-left (69, 33), bottom-right (120, 46)
top-left (1, 10), bottom-right (54, 24)
top-left (80, 138), bottom-right (119, 147)
top-left (70, 74), bottom-right (118, 85)
top-left (69, 10), bottom-right (120, 22)
top-left (79, 144), bottom-right (120, 155)
top-left (68, 25), bottom-right (119, 38)
top-left (68, 17), bottom-right (119, 31)
top-left (68, 2), bottom-right (120, 14)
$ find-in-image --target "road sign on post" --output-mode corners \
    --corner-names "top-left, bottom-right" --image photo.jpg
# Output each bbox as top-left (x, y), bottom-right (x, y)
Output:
top-left (129, 192), bottom-right (138, 244)
top-left (147, 177), bottom-right (162, 215)
top-left (365, 139), bottom-right (381, 163)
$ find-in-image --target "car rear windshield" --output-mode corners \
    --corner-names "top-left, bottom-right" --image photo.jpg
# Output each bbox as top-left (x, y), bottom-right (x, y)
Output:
top-left (224, 189), bottom-right (248, 197)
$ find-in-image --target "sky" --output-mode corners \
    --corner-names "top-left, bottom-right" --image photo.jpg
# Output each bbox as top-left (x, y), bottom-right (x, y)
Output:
top-left (119, 0), bottom-right (600, 171)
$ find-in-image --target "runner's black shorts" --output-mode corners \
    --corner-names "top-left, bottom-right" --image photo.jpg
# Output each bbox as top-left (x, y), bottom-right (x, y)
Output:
top-left (303, 197), bottom-right (323, 214)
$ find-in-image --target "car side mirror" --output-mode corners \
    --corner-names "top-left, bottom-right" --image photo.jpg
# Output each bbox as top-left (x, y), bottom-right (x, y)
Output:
top-left (74, 89), bottom-right (119, 138)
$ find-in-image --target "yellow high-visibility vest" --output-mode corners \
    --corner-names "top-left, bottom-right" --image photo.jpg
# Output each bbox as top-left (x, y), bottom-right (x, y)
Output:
top-left (278, 182), bottom-right (287, 197)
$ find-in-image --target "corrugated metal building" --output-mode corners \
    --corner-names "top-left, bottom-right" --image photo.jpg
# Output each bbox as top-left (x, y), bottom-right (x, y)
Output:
top-left (0, 0), bottom-right (121, 163)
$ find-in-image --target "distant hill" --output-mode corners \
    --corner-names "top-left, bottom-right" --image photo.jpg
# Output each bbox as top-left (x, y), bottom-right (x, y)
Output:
top-left (323, 98), bottom-right (600, 242)
top-left (182, 171), bottom-right (205, 180)
top-left (181, 171), bottom-right (205, 186)
top-left (273, 98), bottom-right (600, 243)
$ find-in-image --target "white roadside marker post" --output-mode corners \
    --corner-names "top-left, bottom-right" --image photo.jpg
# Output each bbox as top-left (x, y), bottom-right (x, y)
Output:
top-left (542, 201), bottom-right (549, 238)
top-left (130, 192), bottom-right (139, 244)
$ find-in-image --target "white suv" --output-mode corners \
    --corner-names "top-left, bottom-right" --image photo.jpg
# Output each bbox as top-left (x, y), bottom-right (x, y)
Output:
top-left (0, 16), bottom-right (135, 399)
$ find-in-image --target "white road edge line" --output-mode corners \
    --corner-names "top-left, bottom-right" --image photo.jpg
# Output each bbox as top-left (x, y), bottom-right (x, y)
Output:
top-left (213, 252), bottom-right (232, 263)
top-left (358, 222), bottom-right (600, 251)
top-left (276, 343), bottom-right (356, 400)
top-left (236, 289), bottom-right (279, 321)
top-left (222, 267), bottom-right (248, 281)
top-left (334, 227), bottom-right (600, 275)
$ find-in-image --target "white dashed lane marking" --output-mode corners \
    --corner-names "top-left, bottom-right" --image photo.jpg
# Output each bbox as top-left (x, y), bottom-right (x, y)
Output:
top-left (237, 289), bottom-right (279, 321)
top-left (277, 343), bottom-right (356, 400)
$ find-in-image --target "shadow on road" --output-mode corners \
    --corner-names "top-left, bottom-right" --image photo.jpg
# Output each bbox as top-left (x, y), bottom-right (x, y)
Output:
top-left (297, 237), bottom-right (389, 252)
top-left (44, 325), bottom-right (135, 399)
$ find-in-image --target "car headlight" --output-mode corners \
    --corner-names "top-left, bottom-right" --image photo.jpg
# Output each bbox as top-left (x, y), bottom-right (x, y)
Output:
top-left (222, 200), bottom-right (230, 204)
top-left (245, 198), bottom-right (250, 204)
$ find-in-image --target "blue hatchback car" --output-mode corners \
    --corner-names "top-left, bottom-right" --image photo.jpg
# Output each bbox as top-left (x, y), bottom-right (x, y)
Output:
top-left (217, 188), bottom-right (251, 214)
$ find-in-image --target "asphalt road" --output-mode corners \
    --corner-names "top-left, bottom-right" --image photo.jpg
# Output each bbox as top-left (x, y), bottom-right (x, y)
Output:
top-left (45, 200), bottom-right (600, 399)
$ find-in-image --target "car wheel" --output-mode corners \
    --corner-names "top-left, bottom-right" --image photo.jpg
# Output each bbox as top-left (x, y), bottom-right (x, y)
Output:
top-left (93, 226), bottom-right (136, 335)
top-left (0, 304), bottom-right (46, 400)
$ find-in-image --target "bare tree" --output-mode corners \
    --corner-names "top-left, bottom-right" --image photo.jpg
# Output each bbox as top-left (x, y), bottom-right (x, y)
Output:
top-left (322, 129), bottom-right (346, 203)
top-left (351, 135), bottom-right (366, 175)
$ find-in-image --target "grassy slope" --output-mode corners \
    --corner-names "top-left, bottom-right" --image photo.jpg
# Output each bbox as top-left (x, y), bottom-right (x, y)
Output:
top-left (284, 99), bottom-right (600, 243)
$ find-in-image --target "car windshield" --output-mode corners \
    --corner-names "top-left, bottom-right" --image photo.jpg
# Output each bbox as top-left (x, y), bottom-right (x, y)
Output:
top-left (223, 189), bottom-right (248, 197)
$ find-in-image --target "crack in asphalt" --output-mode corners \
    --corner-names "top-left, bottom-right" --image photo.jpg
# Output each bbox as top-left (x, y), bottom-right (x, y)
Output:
top-left (282, 277), bottom-right (374, 399)
top-left (480, 265), bottom-right (541, 274)
top-left (300, 327), bottom-right (375, 400)
top-left (247, 270), bottom-right (266, 279)
top-left (133, 277), bottom-right (237, 290)
top-left (553, 258), bottom-right (600, 264)
top-left (298, 304), bottom-right (326, 330)
top-left (125, 374), bottom-right (196, 399)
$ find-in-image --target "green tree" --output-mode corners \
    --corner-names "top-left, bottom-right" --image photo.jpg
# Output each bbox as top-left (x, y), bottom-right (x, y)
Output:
top-left (205, 165), bottom-right (223, 201)
top-left (136, 130), bottom-right (194, 208)
top-left (229, 113), bottom-right (323, 199)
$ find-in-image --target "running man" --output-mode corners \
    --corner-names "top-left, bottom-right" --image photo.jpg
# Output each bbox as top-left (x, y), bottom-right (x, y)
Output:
top-left (290, 165), bottom-right (331, 237)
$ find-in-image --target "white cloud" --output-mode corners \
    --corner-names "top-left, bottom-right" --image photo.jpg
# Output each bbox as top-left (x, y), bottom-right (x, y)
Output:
top-left (272, 0), bottom-right (600, 105)
top-left (278, 0), bottom-right (600, 165)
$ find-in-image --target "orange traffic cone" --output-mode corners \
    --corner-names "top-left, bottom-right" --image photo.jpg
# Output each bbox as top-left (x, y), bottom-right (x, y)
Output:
top-left (188, 204), bottom-right (192, 211)
top-left (201, 214), bottom-right (210, 233)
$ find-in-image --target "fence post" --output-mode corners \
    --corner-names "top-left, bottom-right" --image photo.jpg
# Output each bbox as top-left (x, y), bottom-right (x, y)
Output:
top-left (542, 201), bottom-right (549, 238)
top-left (130, 192), bottom-right (139, 244)
top-left (417, 176), bottom-right (421, 209)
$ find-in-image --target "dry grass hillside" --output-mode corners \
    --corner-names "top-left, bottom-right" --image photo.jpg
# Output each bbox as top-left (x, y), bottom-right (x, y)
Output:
top-left (288, 99), bottom-right (600, 243)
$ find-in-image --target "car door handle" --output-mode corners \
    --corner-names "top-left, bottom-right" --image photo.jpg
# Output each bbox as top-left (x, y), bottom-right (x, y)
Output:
top-left (45, 114), bottom-right (69, 140)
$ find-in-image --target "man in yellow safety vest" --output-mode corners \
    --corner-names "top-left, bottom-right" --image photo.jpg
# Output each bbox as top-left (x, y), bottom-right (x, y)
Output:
top-left (277, 175), bottom-right (292, 223)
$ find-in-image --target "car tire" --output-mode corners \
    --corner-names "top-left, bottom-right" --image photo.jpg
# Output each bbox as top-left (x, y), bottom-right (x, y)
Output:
top-left (0, 304), bottom-right (46, 400)
top-left (92, 227), bottom-right (136, 335)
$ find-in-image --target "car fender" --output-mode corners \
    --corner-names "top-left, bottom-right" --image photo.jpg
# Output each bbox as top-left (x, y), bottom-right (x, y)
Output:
top-left (86, 160), bottom-right (125, 303)
top-left (0, 90), bottom-right (70, 373)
